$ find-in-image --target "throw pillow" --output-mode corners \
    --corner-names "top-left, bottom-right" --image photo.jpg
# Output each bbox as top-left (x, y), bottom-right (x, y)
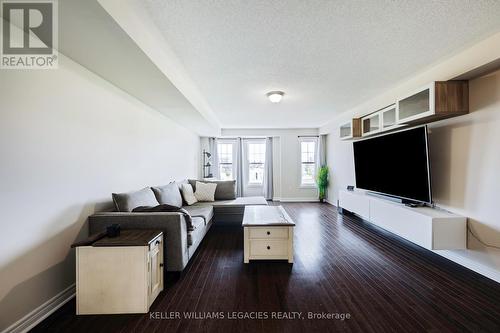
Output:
top-left (194, 181), bottom-right (217, 202)
top-left (112, 187), bottom-right (159, 212)
top-left (181, 183), bottom-right (198, 205)
top-left (188, 179), bottom-right (236, 200)
top-left (151, 183), bottom-right (183, 208)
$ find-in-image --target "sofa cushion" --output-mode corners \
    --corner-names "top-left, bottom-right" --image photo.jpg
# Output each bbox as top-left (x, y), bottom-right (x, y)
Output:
top-left (191, 216), bottom-right (206, 230)
top-left (191, 196), bottom-right (268, 220)
top-left (213, 196), bottom-right (268, 207)
top-left (188, 179), bottom-right (236, 200)
top-left (191, 196), bottom-right (268, 208)
top-left (112, 187), bottom-right (159, 212)
top-left (187, 216), bottom-right (208, 248)
top-left (182, 205), bottom-right (214, 224)
top-left (151, 183), bottom-right (183, 207)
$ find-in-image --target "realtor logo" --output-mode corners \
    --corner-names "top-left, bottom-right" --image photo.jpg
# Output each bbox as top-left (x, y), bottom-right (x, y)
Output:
top-left (1, 0), bottom-right (58, 69)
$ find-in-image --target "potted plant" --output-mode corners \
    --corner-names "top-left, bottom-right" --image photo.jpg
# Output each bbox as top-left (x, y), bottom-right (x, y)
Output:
top-left (316, 166), bottom-right (329, 203)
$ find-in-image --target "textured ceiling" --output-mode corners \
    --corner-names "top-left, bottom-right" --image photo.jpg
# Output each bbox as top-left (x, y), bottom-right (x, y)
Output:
top-left (143, 0), bottom-right (500, 128)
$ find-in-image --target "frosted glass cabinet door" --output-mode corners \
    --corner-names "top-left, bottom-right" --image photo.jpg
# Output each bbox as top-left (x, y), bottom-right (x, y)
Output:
top-left (339, 122), bottom-right (352, 139)
top-left (339, 119), bottom-right (361, 139)
top-left (382, 107), bottom-right (396, 128)
top-left (397, 85), bottom-right (434, 122)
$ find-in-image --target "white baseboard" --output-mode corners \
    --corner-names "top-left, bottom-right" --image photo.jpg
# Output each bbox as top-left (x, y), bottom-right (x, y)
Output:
top-left (274, 197), bottom-right (320, 202)
top-left (435, 250), bottom-right (500, 284)
top-left (2, 284), bottom-right (75, 333)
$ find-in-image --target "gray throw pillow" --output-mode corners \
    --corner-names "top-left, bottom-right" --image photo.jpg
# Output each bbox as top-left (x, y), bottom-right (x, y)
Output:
top-left (188, 179), bottom-right (236, 200)
top-left (151, 183), bottom-right (183, 208)
top-left (112, 187), bottom-right (159, 212)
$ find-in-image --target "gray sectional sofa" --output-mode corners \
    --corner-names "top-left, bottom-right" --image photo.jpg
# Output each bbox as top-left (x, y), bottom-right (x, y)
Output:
top-left (88, 179), bottom-right (267, 272)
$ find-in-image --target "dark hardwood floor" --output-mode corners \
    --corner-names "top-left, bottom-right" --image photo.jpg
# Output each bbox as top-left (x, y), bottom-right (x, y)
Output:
top-left (33, 202), bottom-right (500, 333)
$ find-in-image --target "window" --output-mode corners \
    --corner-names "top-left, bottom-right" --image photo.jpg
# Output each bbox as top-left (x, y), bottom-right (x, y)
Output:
top-left (218, 143), bottom-right (234, 180)
top-left (300, 138), bottom-right (317, 186)
top-left (247, 142), bottom-right (266, 184)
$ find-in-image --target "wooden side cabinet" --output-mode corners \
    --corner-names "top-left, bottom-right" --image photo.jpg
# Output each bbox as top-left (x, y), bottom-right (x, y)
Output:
top-left (76, 230), bottom-right (164, 315)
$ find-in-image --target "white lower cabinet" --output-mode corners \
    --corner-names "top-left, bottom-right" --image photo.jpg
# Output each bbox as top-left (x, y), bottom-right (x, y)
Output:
top-left (339, 190), bottom-right (370, 220)
top-left (369, 197), bottom-right (433, 248)
top-left (339, 190), bottom-right (466, 250)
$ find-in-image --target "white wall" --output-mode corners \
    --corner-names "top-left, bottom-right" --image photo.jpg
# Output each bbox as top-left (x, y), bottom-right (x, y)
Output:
top-left (428, 69), bottom-right (500, 279)
top-left (0, 54), bottom-right (200, 331)
top-left (322, 32), bottom-right (500, 282)
top-left (215, 128), bottom-right (319, 201)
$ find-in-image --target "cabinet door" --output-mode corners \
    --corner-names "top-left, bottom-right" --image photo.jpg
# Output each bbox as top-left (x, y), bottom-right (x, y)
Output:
top-left (148, 239), bottom-right (163, 306)
top-left (339, 122), bottom-right (352, 139)
top-left (397, 84), bottom-right (435, 123)
top-left (77, 246), bottom-right (148, 314)
top-left (381, 106), bottom-right (397, 129)
top-left (361, 113), bottom-right (380, 136)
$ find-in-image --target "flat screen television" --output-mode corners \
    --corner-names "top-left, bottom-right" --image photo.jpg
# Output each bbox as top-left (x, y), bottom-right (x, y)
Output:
top-left (353, 126), bottom-right (432, 204)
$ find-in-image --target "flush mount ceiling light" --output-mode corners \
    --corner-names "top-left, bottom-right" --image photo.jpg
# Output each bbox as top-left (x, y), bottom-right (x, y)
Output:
top-left (266, 91), bottom-right (284, 103)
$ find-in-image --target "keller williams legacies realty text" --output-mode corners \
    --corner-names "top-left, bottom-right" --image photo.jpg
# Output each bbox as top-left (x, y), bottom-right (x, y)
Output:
top-left (150, 311), bottom-right (351, 321)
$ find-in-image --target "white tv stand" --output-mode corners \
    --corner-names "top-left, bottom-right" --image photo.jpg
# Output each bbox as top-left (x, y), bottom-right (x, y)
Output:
top-left (339, 190), bottom-right (466, 250)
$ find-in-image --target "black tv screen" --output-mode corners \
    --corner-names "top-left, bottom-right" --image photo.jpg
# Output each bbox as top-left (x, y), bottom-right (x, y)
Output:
top-left (353, 126), bottom-right (432, 203)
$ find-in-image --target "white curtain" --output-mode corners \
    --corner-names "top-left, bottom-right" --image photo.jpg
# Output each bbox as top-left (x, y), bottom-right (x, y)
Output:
top-left (315, 134), bottom-right (327, 199)
top-left (208, 137), bottom-right (219, 179)
top-left (235, 138), bottom-right (244, 197)
top-left (316, 134), bottom-right (327, 168)
top-left (262, 137), bottom-right (273, 200)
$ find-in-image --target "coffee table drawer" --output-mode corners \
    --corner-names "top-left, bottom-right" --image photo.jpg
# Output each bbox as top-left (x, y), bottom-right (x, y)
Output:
top-left (249, 240), bottom-right (288, 256)
top-left (248, 227), bottom-right (288, 239)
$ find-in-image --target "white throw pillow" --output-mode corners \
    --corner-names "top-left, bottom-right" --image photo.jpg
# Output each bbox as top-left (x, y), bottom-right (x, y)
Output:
top-left (181, 183), bottom-right (198, 205)
top-left (194, 181), bottom-right (217, 202)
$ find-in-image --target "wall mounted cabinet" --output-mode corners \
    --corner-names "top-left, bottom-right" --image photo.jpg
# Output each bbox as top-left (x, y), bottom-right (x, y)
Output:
top-left (397, 81), bottom-right (469, 124)
top-left (339, 81), bottom-right (469, 140)
top-left (339, 118), bottom-right (361, 140)
top-left (381, 105), bottom-right (397, 129)
top-left (361, 112), bottom-right (381, 137)
top-left (361, 104), bottom-right (402, 137)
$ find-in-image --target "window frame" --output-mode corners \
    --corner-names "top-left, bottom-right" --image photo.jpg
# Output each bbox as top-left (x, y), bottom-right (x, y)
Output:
top-left (298, 137), bottom-right (318, 188)
top-left (245, 139), bottom-right (266, 187)
top-left (217, 140), bottom-right (236, 181)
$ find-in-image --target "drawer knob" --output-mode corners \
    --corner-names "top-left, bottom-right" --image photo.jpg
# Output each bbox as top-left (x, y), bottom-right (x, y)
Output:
top-left (159, 263), bottom-right (164, 267)
top-left (267, 231), bottom-right (271, 235)
top-left (267, 246), bottom-right (271, 250)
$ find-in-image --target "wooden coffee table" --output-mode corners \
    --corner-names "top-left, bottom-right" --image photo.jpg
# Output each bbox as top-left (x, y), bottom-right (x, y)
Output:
top-left (242, 205), bottom-right (295, 263)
